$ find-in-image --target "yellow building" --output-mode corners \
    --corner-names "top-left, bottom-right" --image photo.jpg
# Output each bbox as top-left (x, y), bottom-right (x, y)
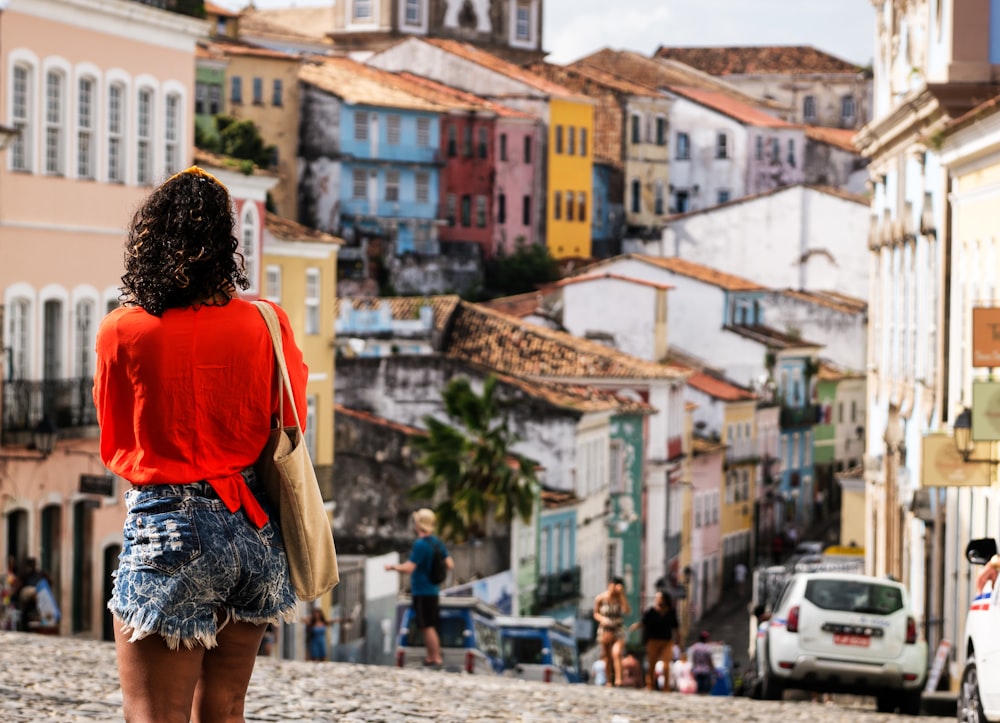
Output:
top-left (546, 97), bottom-right (595, 259)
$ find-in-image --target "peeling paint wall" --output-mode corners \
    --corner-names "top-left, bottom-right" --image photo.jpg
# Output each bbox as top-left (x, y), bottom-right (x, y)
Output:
top-left (298, 84), bottom-right (343, 233)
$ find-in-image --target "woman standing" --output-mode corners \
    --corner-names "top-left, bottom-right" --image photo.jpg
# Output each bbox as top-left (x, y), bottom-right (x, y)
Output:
top-left (95, 166), bottom-right (308, 723)
top-left (305, 608), bottom-right (329, 662)
top-left (593, 577), bottom-right (630, 686)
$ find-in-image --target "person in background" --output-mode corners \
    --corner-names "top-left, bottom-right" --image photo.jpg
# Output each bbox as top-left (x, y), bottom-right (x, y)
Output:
top-left (305, 609), bottom-right (328, 662)
top-left (257, 624), bottom-right (276, 657)
top-left (620, 650), bottom-right (644, 688)
top-left (384, 508), bottom-right (453, 668)
top-left (688, 630), bottom-right (716, 695)
top-left (629, 590), bottom-right (679, 691)
top-left (95, 166), bottom-right (307, 723)
top-left (593, 576), bottom-right (630, 686)
top-left (590, 656), bottom-right (608, 686)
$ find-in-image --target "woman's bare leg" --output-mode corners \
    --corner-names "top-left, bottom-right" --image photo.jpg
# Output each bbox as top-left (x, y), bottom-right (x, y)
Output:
top-left (114, 617), bottom-right (204, 723)
top-left (612, 639), bottom-right (625, 687)
top-left (192, 621), bottom-right (267, 723)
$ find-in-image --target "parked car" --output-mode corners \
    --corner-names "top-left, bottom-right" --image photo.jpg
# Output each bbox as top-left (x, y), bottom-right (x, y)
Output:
top-left (394, 596), bottom-right (502, 674)
top-left (959, 537), bottom-right (1000, 722)
top-left (495, 615), bottom-right (581, 684)
top-left (755, 571), bottom-right (927, 714)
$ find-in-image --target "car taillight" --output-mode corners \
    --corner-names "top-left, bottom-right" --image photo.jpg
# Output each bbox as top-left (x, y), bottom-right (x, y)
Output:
top-left (906, 616), bottom-right (917, 644)
top-left (466, 650), bottom-right (475, 674)
top-left (395, 649), bottom-right (404, 667)
top-left (787, 605), bottom-right (800, 633)
top-left (543, 667), bottom-right (552, 683)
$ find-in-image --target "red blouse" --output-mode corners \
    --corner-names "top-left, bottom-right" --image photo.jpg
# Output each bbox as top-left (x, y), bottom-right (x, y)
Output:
top-left (93, 299), bottom-right (308, 527)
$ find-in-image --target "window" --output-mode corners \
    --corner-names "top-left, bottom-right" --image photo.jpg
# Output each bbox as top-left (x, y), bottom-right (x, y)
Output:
top-left (252, 77), bottom-right (263, 105)
top-left (803, 94), bottom-right (816, 121)
top-left (8, 298), bottom-right (30, 379)
top-left (164, 93), bottom-right (181, 176)
top-left (265, 265), bottom-right (282, 302)
top-left (108, 82), bottom-right (125, 183)
top-left (304, 268), bottom-right (320, 335)
top-left (565, 192), bottom-right (573, 221)
top-left (553, 191), bottom-right (562, 220)
top-left (42, 299), bottom-right (63, 381)
top-left (654, 182), bottom-right (664, 215)
top-left (715, 132), bottom-right (728, 159)
top-left (755, 136), bottom-right (764, 160)
top-left (460, 194), bottom-right (471, 226)
top-left (445, 193), bottom-right (456, 225)
top-left (630, 179), bottom-right (640, 213)
top-left (196, 82), bottom-right (207, 114)
top-left (231, 76), bottom-right (242, 104)
top-left (137, 88), bottom-right (153, 185)
top-left (524, 135), bottom-right (532, 163)
top-left (717, 189), bottom-right (731, 204)
top-left (477, 127), bottom-right (488, 158)
top-left (787, 138), bottom-right (796, 167)
top-left (415, 171), bottom-right (429, 203)
top-left (387, 114), bottom-right (401, 145)
top-left (241, 207), bottom-right (257, 292)
top-left (675, 131), bottom-right (690, 159)
top-left (272, 79), bottom-right (283, 107)
top-left (385, 169), bottom-right (400, 202)
top-left (404, 0), bottom-right (420, 25)
top-left (498, 193), bottom-right (506, 223)
top-left (499, 133), bottom-right (508, 160)
top-left (522, 195), bottom-right (531, 225)
top-left (475, 195), bottom-right (487, 227)
top-left (674, 190), bottom-right (689, 213)
top-left (567, 126), bottom-right (576, 155)
top-left (352, 168), bottom-right (366, 198)
top-left (74, 299), bottom-right (96, 378)
top-left (579, 127), bottom-right (587, 156)
top-left (78, 77), bottom-right (96, 179)
top-left (11, 64), bottom-right (32, 171)
top-left (656, 116), bottom-right (666, 145)
top-left (463, 125), bottom-right (472, 157)
top-left (416, 117), bottom-right (430, 146)
top-left (45, 70), bottom-right (65, 175)
top-left (771, 137), bottom-right (780, 160)
top-left (353, 0), bottom-right (372, 21)
top-left (305, 396), bottom-right (318, 459)
top-left (209, 85), bottom-right (221, 114)
top-left (695, 496), bottom-right (703, 527)
top-left (354, 112), bottom-right (369, 141)
top-left (447, 125), bottom-right (457, 156)
top-left (577, 192), bottom-right (586, 223)
top-left (842, 95), bottom-right (856, 122)
top-left (515, 0), bottom-right (530, 40)
top-left (631, 114), bottom-right (641, 144)
top-left (554, 125), bottom-right (563, 154)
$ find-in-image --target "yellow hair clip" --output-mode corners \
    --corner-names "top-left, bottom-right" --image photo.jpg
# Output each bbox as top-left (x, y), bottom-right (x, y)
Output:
top-left (165, 165), bottom-right (226, 189)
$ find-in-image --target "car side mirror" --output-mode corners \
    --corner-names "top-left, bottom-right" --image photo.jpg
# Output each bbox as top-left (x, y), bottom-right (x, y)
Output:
top-left (967, 538), bottom-right (998, 565)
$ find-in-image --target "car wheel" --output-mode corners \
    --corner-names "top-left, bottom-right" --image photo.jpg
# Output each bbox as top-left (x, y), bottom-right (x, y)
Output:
top-left (959, 662), bottom-right (986, 723)
top-left (875, 693), bottom-right (896, 713)
top-left (761, 664), bottom-right (784, 701)
top-left (898, 689), bottom-right (921, 716)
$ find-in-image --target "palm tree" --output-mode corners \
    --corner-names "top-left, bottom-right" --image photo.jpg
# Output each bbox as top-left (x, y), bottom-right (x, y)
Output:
top-left (407, 374), bottom-right (539, 545)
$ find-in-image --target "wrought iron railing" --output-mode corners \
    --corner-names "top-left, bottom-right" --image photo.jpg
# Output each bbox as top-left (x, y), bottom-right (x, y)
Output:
top-left (780, 404), bottom-right (821, 429)
top-left (2, 377), bottom-right (97, 438)
top-left (533, 566), bottom-right (581, 610)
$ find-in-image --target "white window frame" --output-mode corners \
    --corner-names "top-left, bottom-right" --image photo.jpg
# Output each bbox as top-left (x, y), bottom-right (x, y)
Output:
top-left (107, 80), bottom-right (127, 184)
top-left (715, 131), bottom-right (729, 159)
top-left (265, 265), bottom-right (282, 303)
top-left (241, 204), bottom-right (259, 295)
top-left (9, 58), bottom-right (35, 172)
top-left (164, 92), bottom-right (181, 177)
top-left (6, 293), bottom-right (32, 380)
top-left (136, 86), bottom-right (154, 185)
top-left (305, 268), bottom-right (320, 335)
top-left (306, 395), bottom-right (318, 458)
top-left (416, 117), bottom-right (430, 146)
top-left (73, 297), bottom-right (97, 378)
top-left (76, 74), bottom-right (97, 180)
top-left (44, 68), bottom-right (66, 176)
top-left (385, 169), bottom-right (400, 202)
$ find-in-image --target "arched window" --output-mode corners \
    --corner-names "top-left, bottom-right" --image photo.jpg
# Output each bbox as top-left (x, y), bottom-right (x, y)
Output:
top-left (108, 82), bottom-right (126, 183)
top-left (164, 92), bottom-right (181, 176)
top-left (11, 62), bottom-right (34, 172)
top-left (136, 87), bottom-right (154, 185)
top-left (45, 69), bottom-right (67, 175)
top-left (74, 299), bottom-right (96, 378)
top-left (7, 297), bottom-right (32, 379)
top-left (77, 75), bottom-right (97, 179)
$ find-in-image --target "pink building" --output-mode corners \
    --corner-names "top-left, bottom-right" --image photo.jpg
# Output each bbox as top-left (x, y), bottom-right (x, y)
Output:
top-left (0, 0), bottom-right (204, 639)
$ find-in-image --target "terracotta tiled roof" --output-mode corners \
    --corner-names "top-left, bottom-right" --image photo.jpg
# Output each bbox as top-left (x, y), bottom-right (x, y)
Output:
top-left (444, 301), bottom-right (688, 381)
top-left (204, 1), bottom-right (239, 18)
top-left (201, 37), bottom-right (300, 61)
top-left (725, 324), bottom-right (823, 350)
top-left (479, 292), bottom-right (544, 318)
top-left (335, 404), bottom-right (425, 436)
top-left (692, 436), bottom-right (727, 455)
top-left (192, 148), bottom-right (279, 179)
top-left (816, 361), bottom-right (864, 381)
top-left (943, 92), bottom-right (1000, 136)
top-left (777, 289), bottom-right (866, 315)
top-left (805, 125), bottom-right (859, 152)
top-left (526, 61), bottom-right (663, 98)
top-left (421, 38), bottom-right (589, 101)
top-left (394, 72), bottom-right (534, 119)
top-left (686, 371), bottom-right (756, 401)
top-left (666, 84), bottom-right (793, 128)
top-left (265, 212), bottom-right (341, 245)
top-left (300, 58), bottom-right (454, 112)
top-left (334, 295), bottom-right (461, 332)
top-left (486, 366), bottom-right (656, 415)
top-left (654, 45), bottom-right (860, 75)
top-left (541, 488), bottom-right (578, 509)
top-left (572, 48), bottom-right (783, 112)
top-left (631, 255), bottom-right (765, 291)
top-left (240, 7), bottom-right (336, 45)
top-left (546, 271), bottom-right (673, 292)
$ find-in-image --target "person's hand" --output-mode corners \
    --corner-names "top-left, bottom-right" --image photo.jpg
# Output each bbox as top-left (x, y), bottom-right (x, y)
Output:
top-left (976, 555), bottom-right (1000, 594)
top-left (384, 563), bottom-right (395, 572)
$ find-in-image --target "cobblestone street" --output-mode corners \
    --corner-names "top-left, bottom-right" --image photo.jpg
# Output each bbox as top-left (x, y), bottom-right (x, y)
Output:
top-left (0, 631), bottom-right (952, 722)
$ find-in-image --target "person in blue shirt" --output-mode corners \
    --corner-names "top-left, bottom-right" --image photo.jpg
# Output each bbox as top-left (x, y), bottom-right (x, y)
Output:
top-left (385, 508), bottom-right (453, 667)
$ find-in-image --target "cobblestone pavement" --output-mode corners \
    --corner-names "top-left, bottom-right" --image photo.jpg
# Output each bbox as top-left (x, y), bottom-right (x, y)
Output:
top-left (0, 631), bottom-right (951, 722)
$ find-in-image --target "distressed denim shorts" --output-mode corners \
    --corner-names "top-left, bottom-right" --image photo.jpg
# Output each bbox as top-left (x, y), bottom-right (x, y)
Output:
top-left (108, 468), bottom-right (297, 650)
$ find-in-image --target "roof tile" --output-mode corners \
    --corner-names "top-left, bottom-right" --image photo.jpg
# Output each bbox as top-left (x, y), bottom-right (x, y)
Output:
top-left (654, 45), bottom-right (860, 75)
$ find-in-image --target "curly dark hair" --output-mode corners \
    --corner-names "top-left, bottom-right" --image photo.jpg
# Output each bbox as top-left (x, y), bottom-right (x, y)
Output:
top-left (120, 168), bottom-right (249, 316)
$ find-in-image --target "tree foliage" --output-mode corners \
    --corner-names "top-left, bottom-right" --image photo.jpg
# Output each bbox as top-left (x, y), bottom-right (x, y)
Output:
top-left (195, 115), bottom-right (276, 170)
top-left (483, 240), bottom-right (560, 297)
top-left (407, 375), bottom-right (540, 544)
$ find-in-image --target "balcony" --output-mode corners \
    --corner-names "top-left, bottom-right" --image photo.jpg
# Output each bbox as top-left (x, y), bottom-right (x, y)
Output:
top-left (533, 566), bottom-right (581, 611)
top-left (2, 378), bottom-right (97, 442)
top-left (780, 404), bottom-right (821, 429)
top-left (725, 438), bottom-right (759, 464)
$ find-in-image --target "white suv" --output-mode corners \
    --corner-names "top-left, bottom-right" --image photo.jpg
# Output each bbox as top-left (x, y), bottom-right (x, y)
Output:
top-left (756, 571), bottom-right (927, 714)
top-left (959, 537), bottom-right (1000, 722)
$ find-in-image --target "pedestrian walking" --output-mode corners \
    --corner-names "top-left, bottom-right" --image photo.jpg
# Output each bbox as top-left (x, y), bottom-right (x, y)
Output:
top-left (593, 577), bottom-right (630, 686)
top-left (629, 591), bottom-right (679, 691)
top-left (95, 166), bottom-right (307, 722)
top-left (385, 508), bottom-right (453, 667)
top-left (305, 609), bottom-right (328, 662)
top-left (688, 630), bottom-right (717, 695)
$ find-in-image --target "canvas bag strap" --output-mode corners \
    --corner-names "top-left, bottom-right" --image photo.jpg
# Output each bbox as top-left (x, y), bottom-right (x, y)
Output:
top-left (253, 300), bottom-right (302, 431)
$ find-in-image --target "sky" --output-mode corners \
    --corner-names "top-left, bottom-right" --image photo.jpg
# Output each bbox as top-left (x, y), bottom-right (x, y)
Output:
top-left (228, 0), bottom-right (878, 67)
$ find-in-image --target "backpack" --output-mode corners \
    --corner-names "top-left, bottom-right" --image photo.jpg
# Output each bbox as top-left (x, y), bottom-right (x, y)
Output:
top-left (429, 538), bottom-right (448, 585)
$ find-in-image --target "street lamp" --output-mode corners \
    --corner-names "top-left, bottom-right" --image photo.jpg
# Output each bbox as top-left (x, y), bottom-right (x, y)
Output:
top-left (953, 407), bottom-right (997, 465)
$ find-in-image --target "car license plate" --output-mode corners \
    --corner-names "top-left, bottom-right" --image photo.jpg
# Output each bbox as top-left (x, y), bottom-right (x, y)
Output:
top-left (833, 633), bottom-right (870, 647)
